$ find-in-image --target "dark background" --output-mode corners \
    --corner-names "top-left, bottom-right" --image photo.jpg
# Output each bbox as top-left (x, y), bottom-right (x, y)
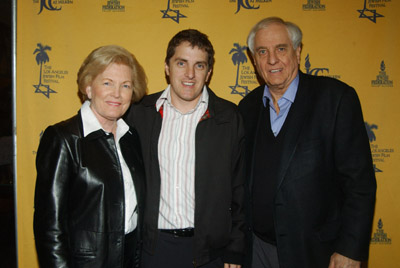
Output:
top-left (0, 0), bottom-right (16, 267)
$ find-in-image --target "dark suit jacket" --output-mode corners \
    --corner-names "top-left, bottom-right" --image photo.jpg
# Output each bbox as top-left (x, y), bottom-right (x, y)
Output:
top-left (34, 112), bottom-right (145, 268)
top-left (125, 87), bottom-right (247, 266)
top-left (238, 71), bottom-right (376, 268)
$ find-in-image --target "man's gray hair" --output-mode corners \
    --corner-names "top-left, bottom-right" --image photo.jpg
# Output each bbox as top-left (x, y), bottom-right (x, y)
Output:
top-left (247, 17), bottom-right (303, 54)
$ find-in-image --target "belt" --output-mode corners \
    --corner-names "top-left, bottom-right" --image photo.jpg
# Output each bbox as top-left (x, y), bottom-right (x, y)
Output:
top-left (160, 228), bottom-right (194, 237)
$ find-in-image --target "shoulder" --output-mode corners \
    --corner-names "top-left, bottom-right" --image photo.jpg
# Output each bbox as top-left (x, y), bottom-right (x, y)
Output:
top-left (299, 72), bottom-right (360, 106)
top-left (125, 91), bottom-right (163, 125)
top-left (208, 88), bottom-right (240, 118)
top-left (43, 113), bottom-right (82, 140)
top-left (209, 90), bottom-right (237, 110)
top-left (238, 85), bottom-right (264, 109)
top-left (37, 114), bottom-right (81, 162)
top-left (136, 91), bottom-right (163, 107)
top-left (237, 85), bottom-right (264, 120)
top-left (206, 89), bottom-right (244, 136)
top-left (300, 72), bottom-right (354, 94)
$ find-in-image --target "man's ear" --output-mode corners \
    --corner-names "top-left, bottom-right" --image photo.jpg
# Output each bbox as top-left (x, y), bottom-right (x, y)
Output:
top-left (296, 45), bottom-right (302, 63)
top-left (165, 62), bottom-right (170, 76)
top-left (205, 69), bottom-right (212, 83)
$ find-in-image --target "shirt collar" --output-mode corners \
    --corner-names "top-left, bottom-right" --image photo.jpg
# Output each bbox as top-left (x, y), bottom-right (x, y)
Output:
top-left (155, 85), bottom-right (209, 113)
top-left (263, 74), bottom-right (299, 107)
top-left (81, 100), bottom-right (129, 139)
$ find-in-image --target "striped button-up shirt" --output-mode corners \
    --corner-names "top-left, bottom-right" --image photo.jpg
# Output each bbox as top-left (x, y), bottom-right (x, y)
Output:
top-left (156, 85), bottom-right (209, 229)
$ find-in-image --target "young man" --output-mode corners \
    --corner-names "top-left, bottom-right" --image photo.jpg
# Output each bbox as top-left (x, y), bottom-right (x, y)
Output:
top-left (126, 29), bottom-right (246, 268)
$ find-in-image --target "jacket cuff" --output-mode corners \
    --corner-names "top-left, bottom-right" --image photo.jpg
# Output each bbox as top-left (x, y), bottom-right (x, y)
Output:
top-left (334, 238), bottom-right (370, 261)
top-left (222, 251), bottom-right (244, 265)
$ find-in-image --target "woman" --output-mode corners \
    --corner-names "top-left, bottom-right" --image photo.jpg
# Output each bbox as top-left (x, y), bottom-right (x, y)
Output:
top-left (34, 45), bottom-right (147, 268)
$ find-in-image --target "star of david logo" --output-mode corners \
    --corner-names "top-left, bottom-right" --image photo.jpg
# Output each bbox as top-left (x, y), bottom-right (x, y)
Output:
top-left (374, 164), bottom-right (383, 173)
top-left (229, 85), bottom-right (250, 97)
top-left (357, 0), bottom-right (384, 23)
top-left (33, 84), bottom-right (57, 98)
top-left (161, 0), bottom-right (187, 23)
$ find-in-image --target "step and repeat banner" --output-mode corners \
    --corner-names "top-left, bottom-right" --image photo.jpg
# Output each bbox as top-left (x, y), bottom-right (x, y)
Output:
top-left (16, 0), bottom-right (399, 267)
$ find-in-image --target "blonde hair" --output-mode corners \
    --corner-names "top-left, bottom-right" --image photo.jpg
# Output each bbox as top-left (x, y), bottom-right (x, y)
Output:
top-left (77, 45), bottom-right (147, 103)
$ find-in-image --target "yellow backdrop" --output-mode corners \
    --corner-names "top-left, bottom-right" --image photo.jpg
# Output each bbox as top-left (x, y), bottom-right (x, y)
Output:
top-left (16, 0), bottom-right (400, 267)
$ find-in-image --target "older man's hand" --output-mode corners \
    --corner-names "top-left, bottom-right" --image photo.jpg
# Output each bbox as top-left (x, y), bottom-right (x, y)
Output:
top-left (224, 263), bottom-right (241, 268)
top-left (328, 252), bottom-right (361, 268)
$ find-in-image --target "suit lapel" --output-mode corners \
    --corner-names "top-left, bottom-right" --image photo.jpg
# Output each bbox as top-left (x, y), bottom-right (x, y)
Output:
top-left (275, 72), bottom-right (314, 191)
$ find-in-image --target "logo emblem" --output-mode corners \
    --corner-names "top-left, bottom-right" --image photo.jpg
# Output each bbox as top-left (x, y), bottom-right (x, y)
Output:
top-left (304, 54), bottom-right (341, 79)
top-left (302, 0), bottom-right (325, 11)
top-left (161, 0), bottom-right (187, 23)
top-left (357, 0), bottom-right (384, 23)
top-left (371, 219), bottom-right (392, 244)
top-left (371, 61), bottom-right (393, 87)
top-left (36, 0), bottom-right (74, 14)
top-left (37, 0), bottom-right (61, 14)
top-left (304, 54), bottom-right (328, 76)
top-left (365, 122), bottom-right (383, 173)
top-left (366, 121), bottom-right (394, 173)
top-left (103, 0), bottom-right (125, 12)
top-left (33, 43), bottom-right (56, 98)
top-left (365, 122), bottom-right (378, 143)
top-left (233, 0), bottom-right (260, 14)
top-left (229, 43), bottom-right (256, 97)
top-left (230, 0), bottom-right (271, 14)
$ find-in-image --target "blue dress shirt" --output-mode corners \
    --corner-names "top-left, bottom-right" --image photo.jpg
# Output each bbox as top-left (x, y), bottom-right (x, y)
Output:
top-left (263, 75), bottom-right (299, 136)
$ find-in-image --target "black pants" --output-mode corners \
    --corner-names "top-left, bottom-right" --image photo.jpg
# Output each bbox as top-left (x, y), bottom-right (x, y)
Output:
top-left (124, 229), bottom-right (138, 268)
top-left (252, 234), bottom-right (279, 268)
top-left (141, 231), bottom-right (224, 268)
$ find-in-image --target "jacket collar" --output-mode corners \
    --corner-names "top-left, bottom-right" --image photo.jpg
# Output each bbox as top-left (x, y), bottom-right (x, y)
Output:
top-left (140, 86), bottom-right (231, 124)
top-left (155, 85), bottom-right (209, 113)
top-left (80, 100), bottom-right (129, 143)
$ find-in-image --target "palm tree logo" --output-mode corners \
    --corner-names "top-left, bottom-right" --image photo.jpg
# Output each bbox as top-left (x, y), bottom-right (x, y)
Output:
top-left (229, 43), bottom-right (250, 97)
top-left (365, 122), bottom-right (378, 142)
top-left (364, 121), bottom-right (382, 172)
top-left (33, 43), bottom-right (56, 98)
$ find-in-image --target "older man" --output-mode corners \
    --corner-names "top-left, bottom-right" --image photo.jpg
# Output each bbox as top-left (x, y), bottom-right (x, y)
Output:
top-left (239, 17), bottom-right (376, 268)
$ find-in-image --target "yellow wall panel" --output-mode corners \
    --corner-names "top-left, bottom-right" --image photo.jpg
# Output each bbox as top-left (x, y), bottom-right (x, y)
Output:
top-left (17, 0), bottom-right (399, 266)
